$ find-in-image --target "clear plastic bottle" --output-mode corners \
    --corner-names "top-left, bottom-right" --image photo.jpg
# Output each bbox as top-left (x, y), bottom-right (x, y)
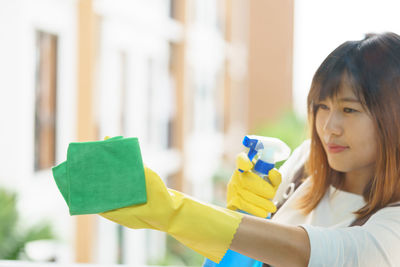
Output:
top-left (203, 135), bottom-right (291, 267)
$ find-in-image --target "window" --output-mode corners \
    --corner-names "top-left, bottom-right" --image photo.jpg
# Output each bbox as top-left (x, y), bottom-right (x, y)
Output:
top-left (119, 51), bottom-right (128, 136)
top-left (34, 31), bottom-right (58, 171)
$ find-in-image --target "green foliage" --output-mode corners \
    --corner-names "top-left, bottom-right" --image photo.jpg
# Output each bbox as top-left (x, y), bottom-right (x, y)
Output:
top-left (254, 110), bottom-right (308, 168)
top-left (0, 188), bottom-right (54, 260)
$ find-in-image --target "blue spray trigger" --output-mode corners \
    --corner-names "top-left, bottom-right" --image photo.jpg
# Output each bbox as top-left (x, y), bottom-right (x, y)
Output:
top-left (254, 160), bottom-right (275, 176)
top-left (239, 160), bottom-right (274, 176)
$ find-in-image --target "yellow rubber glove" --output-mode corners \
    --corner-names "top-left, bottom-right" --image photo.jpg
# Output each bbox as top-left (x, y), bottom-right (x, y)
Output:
top-left (100, 167), bottom-right (243, 263)
top-left (227, 152), bottom-right (282, 218)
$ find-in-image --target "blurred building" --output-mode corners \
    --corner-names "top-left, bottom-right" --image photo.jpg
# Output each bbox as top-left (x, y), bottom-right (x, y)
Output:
top-left (0, 0), bottom-right (294, 265)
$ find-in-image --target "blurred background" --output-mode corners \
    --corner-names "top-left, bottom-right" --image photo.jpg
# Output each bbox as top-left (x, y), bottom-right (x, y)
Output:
top-left (1, 0), bottom-right (400, 266)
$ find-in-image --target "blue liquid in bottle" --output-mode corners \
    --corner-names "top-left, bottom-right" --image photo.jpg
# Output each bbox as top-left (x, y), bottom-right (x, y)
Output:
top-left (203, 249), bottom-right (263, 267)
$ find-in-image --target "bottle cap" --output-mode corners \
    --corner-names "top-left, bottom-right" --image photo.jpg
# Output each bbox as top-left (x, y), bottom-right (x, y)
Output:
top-left (242, 136), bottom-right (263, 161)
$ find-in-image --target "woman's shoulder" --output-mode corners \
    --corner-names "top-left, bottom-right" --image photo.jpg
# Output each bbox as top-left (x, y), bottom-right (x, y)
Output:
top-left (374, 202), bottom-right (400, 216)
top-left (363, 202), bottom-right (400, 229)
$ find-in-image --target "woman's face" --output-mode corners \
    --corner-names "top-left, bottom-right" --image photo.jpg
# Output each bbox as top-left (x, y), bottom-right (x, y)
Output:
top-left (315, 82), bottom-right (378, 176)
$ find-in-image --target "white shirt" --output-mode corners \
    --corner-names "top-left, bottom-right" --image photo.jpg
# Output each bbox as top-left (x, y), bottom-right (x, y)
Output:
top-left (272, 140), bottom-right (400, 267)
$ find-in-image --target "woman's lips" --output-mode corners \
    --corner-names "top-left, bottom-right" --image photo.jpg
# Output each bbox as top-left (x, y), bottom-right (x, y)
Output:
top-left (327, 144), bottom-right (349, 153)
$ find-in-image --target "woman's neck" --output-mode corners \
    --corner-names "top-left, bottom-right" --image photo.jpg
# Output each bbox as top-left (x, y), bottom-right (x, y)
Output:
top-left (342, 165), bottom-right (375, 195)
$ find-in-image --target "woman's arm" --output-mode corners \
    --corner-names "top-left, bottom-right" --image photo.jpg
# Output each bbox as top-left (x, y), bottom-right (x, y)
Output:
top-left (230, 214), bottom-right (311, 267)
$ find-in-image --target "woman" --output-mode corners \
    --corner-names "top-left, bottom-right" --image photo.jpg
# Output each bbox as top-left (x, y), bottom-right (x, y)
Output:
top-left (228, 32), bottom-right (400, 266)
top-left (96, 32), bottom-right (400, 266)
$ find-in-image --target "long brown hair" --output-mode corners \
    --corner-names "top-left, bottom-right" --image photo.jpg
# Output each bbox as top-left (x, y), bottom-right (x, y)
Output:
top-left (298, 32), bottom-right (400, 219)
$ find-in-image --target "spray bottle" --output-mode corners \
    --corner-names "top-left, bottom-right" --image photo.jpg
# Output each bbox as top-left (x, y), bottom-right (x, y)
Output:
top-left (203, 135), bottom-right (291, 267)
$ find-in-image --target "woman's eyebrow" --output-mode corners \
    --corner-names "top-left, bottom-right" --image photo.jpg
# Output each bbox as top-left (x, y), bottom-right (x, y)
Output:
top-left (338, 97), bottom-right (361, 103)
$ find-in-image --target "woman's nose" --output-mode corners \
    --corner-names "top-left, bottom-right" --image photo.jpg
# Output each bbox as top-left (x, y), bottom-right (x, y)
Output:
top-left (323, 111), bottom-right (343, 136)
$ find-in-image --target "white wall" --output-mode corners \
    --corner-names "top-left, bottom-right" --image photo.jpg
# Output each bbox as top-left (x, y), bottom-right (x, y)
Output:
top-left (93, 0), bottom-right (182, 265)
top-left (183, 0), bottom-right (227, 202)
top-left (0, 0), bottom-right (77, 262)
top-left (293, 0), bottom-right (400, 118)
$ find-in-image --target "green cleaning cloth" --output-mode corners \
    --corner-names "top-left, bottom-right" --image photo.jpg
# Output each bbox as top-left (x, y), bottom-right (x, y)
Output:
top-left (52, 136), bottom-right (147, 215)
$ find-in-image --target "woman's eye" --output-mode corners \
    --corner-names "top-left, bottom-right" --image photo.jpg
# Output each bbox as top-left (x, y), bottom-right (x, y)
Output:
top-left (343, 107), bottom-right (358, 113)
top-left (317, 104), bottom-right (329, 110)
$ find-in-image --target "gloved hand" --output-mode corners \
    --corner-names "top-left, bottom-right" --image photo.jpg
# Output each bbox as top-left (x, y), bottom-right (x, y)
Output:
top-left (100, 167), bottom-right (243, 264)
top-left (227, 152), bottom-right (282, 218)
